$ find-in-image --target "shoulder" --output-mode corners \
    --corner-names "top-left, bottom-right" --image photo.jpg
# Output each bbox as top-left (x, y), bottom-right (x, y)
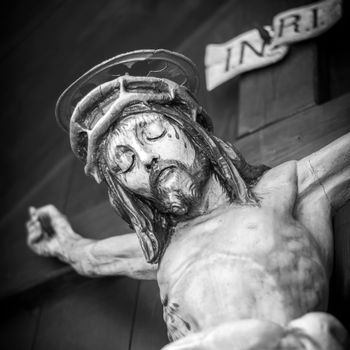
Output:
top-left (253, 161), bottom-right (298, 209)
top-left (255, 160), bottom-right (298, 191)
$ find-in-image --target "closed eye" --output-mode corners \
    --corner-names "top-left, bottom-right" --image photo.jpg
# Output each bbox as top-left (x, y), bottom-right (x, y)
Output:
top-left (143, 120), bottom-right (166, 141)
top-left (146, 129), bottom-right (166, 140)
top-left (113, 148), bottom-right (135, 174)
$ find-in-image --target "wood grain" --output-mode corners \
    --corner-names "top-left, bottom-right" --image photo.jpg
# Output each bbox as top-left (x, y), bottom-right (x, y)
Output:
top-left (238, 43), bottom-right (317, 136)
top-left (235, 92), bottom-right (350, 166)
top-left (329, 201), bottom-right (350, 330)
top-left (0, 155), bottom-right (75, 299)
top-left (130, 281), bottom-right (168, 350)
top-left (0, 306), bottom-right (40, 350)
top-left (34, 278), bottom-right (138, 350)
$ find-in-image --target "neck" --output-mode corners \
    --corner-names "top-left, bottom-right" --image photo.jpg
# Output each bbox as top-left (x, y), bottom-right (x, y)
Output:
top-left (186, 172), bottom-right (229, 219)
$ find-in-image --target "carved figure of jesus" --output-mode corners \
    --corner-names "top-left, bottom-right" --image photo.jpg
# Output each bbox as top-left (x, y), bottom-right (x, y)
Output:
top-left (26, 50), bottom-right (350, 349)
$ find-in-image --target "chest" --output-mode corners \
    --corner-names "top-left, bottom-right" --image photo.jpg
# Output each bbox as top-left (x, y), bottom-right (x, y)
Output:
top-left (157, 200), bottom-right (328, 333)
top-left (159, 204), bottom-right (305, 282)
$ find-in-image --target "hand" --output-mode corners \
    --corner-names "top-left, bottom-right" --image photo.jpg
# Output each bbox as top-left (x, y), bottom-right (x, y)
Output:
top-left (26, 204), bottom-right (78, 259)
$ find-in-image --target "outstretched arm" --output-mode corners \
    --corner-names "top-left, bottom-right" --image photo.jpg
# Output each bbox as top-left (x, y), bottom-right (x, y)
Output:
top-left (297, 132), bottom-right (350, 213)
top-left (26, 205), bottom-right (157, 280)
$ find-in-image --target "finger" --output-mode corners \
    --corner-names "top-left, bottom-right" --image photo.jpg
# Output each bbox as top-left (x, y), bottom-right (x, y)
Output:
top-left (36, 205), bottom-right (64, 227)
top-left (26, 220), bottom-right (44, 245)
top-left (28, 206), bottom-right (39, 222)
top-left (26, 212), bottom-right (42, 232)
top-left (26, 224), bottom-right (42, 245)
top-left (37, 205), bottom-right (72, 234)
top-left (29, 206), bottom-right (36, 216)
top-left (27, 215), bottom-right (39, 227)
top-left (26, 219), bottom-right (38, 233)
top-left (32, 236), bottom-right (59, 257)
top-left (38, 214), bottom-right (56, 237)
top-left (36, 204), bottom-right (61, 217)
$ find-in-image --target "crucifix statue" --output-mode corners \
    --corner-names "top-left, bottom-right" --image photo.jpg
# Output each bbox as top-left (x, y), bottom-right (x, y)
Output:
top-left (26, 50), bottom-right (350, 349)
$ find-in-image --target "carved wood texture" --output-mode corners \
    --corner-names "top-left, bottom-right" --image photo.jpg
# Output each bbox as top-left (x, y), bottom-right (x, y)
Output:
top-left (0, 0), bottom-right (349, 349)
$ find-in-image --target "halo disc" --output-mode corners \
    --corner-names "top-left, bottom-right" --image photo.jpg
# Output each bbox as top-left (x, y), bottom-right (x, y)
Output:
top-left (55, 49), bottom-right (200, 132)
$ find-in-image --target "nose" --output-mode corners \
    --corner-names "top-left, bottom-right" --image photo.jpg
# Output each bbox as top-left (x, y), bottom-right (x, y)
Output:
top-left (145, 154), bottom-right (160, 172)
top-left (133, 142), bottom-right (160, 172)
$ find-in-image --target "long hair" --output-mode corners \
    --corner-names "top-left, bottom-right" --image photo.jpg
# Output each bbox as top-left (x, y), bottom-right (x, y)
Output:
top-left (98, 103), bottom-right (269, 264)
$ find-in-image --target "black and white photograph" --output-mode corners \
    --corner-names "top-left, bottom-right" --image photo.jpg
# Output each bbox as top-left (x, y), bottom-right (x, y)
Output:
top-left (1, 1), bottom-right (349, 349)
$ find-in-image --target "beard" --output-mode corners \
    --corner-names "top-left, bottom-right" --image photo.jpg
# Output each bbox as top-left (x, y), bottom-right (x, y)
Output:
top-left (149, 153), bottom-right (211, 216)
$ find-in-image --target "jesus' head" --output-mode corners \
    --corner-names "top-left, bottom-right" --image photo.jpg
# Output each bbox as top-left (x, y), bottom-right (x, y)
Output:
top-left (56, 51), bottom-right (268, 263)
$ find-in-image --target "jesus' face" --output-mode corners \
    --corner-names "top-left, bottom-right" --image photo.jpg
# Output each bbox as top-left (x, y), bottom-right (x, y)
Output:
top-left (104, 112), bottom-right (210, 216)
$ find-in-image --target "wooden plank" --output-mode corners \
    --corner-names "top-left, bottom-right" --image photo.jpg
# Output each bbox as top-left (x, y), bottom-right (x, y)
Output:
top-left (321, 1), bottom-right (350, 99)
top-left (0, 306), bottom-right (40, 350)
top-left (178, 0), bottom-right (244, 141)
top-left (0, 0), bottom-right (64, 59)
top-left (69, 201), bottom-right (131, 240)
top-left (0, 0), bottom-right (110, 219)
top-left (64, 159), bottom-right (109, 218)
top-left (33, 278), bottom-right (138, 350)
top-left (235, 92), bottom-right (350, 166)
top-left (328, 201), bottom-right (350, 331)
top-left (130, 281), bottom-right (168, 350)
top-left (0, 154), bottom-right (74, 227)
top-left (237, 0), bottom-right (320, 136)
top-left (238, 42), bottom-right (317, 136)
top-left (0, 155), bottom-right (75, 299)
top-left (237, 0), bottom-right (350, 136)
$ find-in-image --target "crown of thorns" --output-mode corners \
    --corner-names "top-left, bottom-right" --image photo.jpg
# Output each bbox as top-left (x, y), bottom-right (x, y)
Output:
top-left (55, 49), bottom-right (212, 183)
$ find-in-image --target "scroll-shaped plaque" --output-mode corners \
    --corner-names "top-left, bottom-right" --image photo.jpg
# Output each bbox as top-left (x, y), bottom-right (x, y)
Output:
top-left (205, 0), bottom-right (342, 91)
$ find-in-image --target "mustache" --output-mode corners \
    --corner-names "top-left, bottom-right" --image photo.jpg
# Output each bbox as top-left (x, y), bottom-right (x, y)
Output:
top-left (149, 160), bottom-right (188, 189)
top-left (149, 159), bottom-right (197, 215)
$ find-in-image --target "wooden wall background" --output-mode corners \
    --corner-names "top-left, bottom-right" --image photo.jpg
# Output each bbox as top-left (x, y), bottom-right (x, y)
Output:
top-left (0, 1), bottom-right (349, 349)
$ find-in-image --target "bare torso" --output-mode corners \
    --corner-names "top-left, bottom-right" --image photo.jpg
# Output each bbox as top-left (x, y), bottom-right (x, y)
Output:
top-left (157, 161), bottom-right (332, 341)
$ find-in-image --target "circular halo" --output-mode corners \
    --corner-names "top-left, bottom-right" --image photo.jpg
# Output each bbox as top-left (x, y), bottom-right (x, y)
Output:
top-left (55, 49), bottom-right (200, 132)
